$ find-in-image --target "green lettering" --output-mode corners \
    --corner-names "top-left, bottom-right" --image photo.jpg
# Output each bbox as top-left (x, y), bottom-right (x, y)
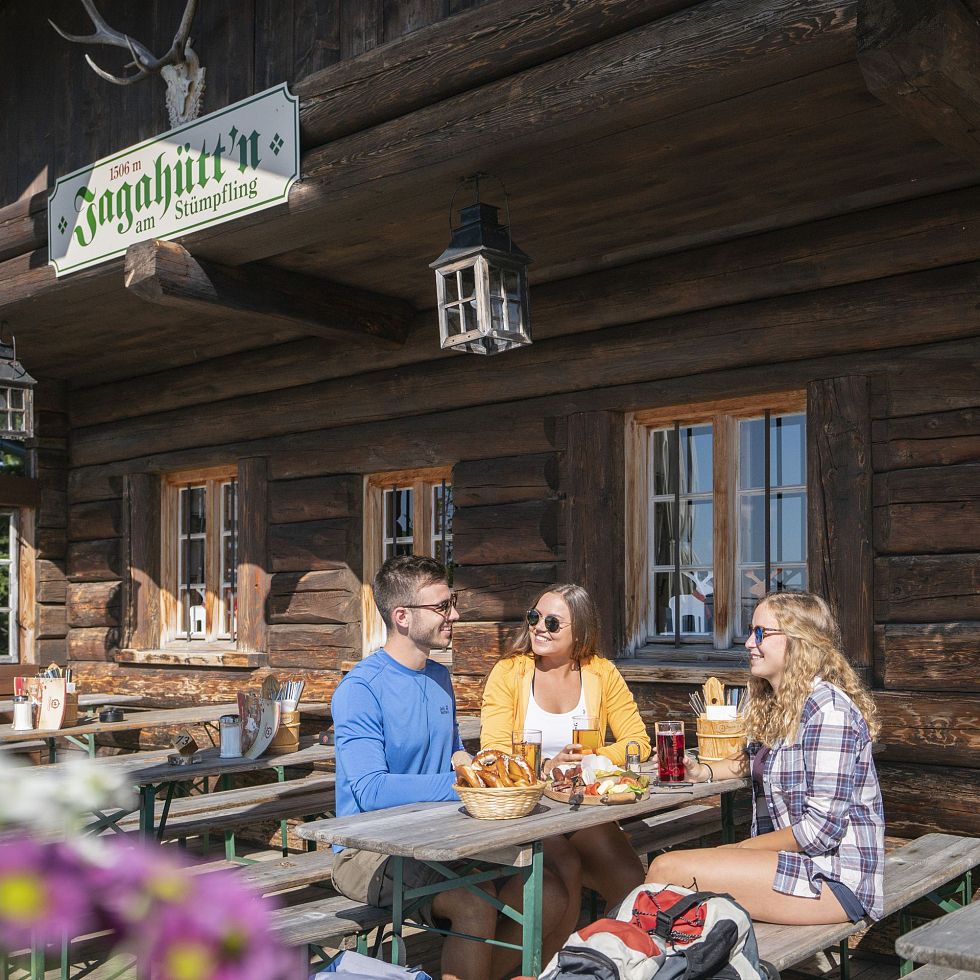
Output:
top-left (115, 181), bottom-right (134, 235)
top-left (72, 186), bottom-right (97, 248)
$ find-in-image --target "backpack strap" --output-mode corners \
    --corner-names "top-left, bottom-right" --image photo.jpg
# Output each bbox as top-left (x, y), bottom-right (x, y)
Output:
top-left (649, 891), bottom-right (738, 941)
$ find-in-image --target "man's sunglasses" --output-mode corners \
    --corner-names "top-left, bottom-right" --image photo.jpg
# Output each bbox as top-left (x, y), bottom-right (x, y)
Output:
top-left (526, 609), bottom-right (571, 633)
top-left (403, 592), bottom-right (458, 617)
top-left (748, 626), bottom-right (784, 646)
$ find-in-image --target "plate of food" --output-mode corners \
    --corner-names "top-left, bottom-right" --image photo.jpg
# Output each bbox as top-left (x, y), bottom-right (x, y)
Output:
top-left (544, 764), bottom-right (650, 805)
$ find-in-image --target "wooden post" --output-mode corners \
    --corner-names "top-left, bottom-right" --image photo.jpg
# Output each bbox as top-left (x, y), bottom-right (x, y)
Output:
top-left (123, 473), bottom-right (161, 651)
top-left (236, 457), bottom-right (270, 655)
top-left (566, 411), bottom-right (626, 659)
top-left (807, 377), bottom-right (874, 682)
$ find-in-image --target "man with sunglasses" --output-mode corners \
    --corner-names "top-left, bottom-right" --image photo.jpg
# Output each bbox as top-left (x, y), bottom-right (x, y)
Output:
top-left (331, 556), bottom-right (572, 979)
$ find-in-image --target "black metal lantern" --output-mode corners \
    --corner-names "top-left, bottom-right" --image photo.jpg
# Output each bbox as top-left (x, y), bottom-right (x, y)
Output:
top-left (430, 176), bottom-right (532, 355)
top-left (0, 325), bottom-right (35, 441)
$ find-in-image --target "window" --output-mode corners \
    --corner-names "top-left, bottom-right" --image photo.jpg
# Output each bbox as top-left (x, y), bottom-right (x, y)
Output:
top-left (163, 469), bottom-right (238, 645)
top-left (627, 395), bottom-right (806, 652)
top-left (0, 511), bottom-right (18, 663)
top-left (363, 467), bottom-right (455, 655)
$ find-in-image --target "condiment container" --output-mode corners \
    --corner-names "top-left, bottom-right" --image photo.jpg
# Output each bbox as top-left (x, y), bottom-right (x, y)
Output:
top-left (219, 714), bottom-right (242, 758)
top-left (12, 695), bottom-right (33, 731)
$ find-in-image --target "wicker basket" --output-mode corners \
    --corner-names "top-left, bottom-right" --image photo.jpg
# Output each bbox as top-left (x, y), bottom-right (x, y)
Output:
top-left (455, 783), bottom-right (544, 820)
top-left (696, 717), bottom-right (746, 763)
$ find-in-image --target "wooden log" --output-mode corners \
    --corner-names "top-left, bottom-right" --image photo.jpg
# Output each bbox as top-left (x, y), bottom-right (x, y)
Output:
top-left (67, 581), bottom-right (121, 628)
top-left (123, 473), bottom-right (161, 650)
top-left (0, 191), bottom-right (46, 264)
top-left (270, 568), bottom-right (361, 595)
top-left (875, 690), bottom-right (980, 769)
top-left (807, 377), bottom-right (874, 672)
top-left (0, 475), bottom-right (40, 509)
top-left (268, 519), bottom-right (354, 573)
top-left (454, 562), bottom-right (559, 622)
top-left (452, 454), bottom-right (560, 508)
top-left (877, 762), bottom-right (980, 837)
top-left (124, 240), bottom-right (411, 347)
top-left (68, 470), bottom-right (124, 504)
top-left (38, 487), bottom-right (66, 529)
top-left (267, 623), bottom-right (360, 669)
top-left (38, 578), bottom-right (67, 604)
top-left (875, 501), bottom-right (980, 554)
top-left (69, 188), bottom-right (980, 432)
top-left (875, 555), bottom-right (980, 622)
top-left (268, 474), bottom-right (359, 523)
top-left (869, 344), bottom-right (980, 418)
top-left (877, 623), bottom-right (980, 690)
top-left (295, 0), bottom-right (695, 146)
top-left (451, 622), bottom-right (524, 676)
top-left (67, 627), bottom-right (120, 661)
top-left (69, 262), bottom-right (980, 468)
top-left (67, 499), bottom-right (123, 542)
top-left (453, 500), bottom-right (563, 566)
top-left (872, 408), bottom-right (980, 471)
top-left (566, 411), bottom-right (626, 659)
top-left (67, 538), bottom-right (122, 582)
top-left (858, 0), bottom-right (980, 165)
top-left (267, 588), bottom-right (359, 625)
top-left (37, 604), bottom-right (68, 639)
top-left (237, 458), bottom-right (271, 655)
top-left (65, 660), bottom-right (342, 708)
top-left (37, 528), bottom-right (66, 561)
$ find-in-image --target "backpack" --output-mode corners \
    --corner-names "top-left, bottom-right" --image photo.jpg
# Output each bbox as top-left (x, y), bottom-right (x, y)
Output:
top-left (536, 882), bottom-right (779, 980)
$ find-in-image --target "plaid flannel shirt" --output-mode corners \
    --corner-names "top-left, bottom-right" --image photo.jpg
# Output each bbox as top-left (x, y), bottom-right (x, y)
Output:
top-left (749, 680), bottom-right (885, 920)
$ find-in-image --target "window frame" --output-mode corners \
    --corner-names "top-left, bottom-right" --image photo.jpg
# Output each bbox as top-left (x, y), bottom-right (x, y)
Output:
top-left (626, 391), bottom-right (806, 655)
top-left (0, 509), bottom-right (19, 664)
top-left (160, 465), bottom-right (238, 648)
top-left (361, 466), bottom-right (454, 658)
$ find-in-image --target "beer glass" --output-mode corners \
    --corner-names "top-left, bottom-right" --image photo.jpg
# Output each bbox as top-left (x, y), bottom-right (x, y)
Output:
top-left (512, 729), bottom-right (542, 779)
top-left (571, 715), bottom-right (602, 755)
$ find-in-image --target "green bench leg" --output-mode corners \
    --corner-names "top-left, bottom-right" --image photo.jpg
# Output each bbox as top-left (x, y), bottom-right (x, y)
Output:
top-left (721, 791), bottom-right (736, 844)
top-left (390, 857), bottom-right (404, 964)
top-left (838, 940), bottom-right (849, 980)
top-left (225, 827), bottom-right (237, 862)
top-left (30, 937), bottom-right (43, 980)
top-left (277, 765), bottom-right (288, 856)
top-left (521, 841), bottom-right (545, 977)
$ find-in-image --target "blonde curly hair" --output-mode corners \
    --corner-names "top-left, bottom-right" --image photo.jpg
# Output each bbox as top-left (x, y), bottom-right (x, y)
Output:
top-left (744, 591), bottom-right (879, 746)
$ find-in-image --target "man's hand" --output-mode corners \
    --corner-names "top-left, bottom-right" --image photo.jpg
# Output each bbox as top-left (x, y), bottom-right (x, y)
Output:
top-left (450, 750), bottom-right (473, 769)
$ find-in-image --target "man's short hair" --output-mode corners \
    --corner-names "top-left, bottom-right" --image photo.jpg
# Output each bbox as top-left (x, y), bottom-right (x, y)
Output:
top-left (373, 555), bottom-right (448, 629)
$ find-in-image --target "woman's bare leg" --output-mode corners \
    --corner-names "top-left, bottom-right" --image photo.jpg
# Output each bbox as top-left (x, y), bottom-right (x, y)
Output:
top-left (570, 823), bottom-right (645, 909)
top-left (646, 847), bottom-right (849, 925)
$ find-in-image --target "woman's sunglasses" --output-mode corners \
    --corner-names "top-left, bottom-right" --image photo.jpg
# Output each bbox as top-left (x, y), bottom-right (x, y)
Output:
top-left (526, 609), bottom-right (570, 633)
top-left (748, 626), bottom-right (784, 646)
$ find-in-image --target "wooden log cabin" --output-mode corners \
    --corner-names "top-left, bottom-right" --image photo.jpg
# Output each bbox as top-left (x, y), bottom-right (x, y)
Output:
top-left (0, 0), bottom-right (978, 839)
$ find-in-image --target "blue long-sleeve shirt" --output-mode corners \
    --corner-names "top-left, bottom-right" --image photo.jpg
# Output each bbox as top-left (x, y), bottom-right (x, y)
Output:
top-left (331, 649), bottom-right (463, 849)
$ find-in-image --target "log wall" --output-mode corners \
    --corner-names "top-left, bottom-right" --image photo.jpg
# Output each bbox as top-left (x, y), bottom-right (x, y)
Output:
top-left (56, 187), bottom-right (980, 836)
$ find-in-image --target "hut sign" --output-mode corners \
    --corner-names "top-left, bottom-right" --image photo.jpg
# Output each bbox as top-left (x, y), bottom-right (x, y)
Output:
top-left (47, 84), bottom-right (299, 278)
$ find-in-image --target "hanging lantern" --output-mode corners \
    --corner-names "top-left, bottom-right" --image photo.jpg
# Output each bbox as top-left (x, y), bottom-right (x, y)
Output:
top-left (0, 325), bottom-right (36, 441)
top-left (430, 175), bottom-right (532, 355)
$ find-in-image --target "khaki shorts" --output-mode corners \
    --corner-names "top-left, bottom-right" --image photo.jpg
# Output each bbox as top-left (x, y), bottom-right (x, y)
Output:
top-left (332, 847), bottom-right (464, 927)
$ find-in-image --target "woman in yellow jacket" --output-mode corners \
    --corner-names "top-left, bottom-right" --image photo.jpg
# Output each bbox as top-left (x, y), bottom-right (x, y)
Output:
top-left (481, 583), bottom-right (651, 907)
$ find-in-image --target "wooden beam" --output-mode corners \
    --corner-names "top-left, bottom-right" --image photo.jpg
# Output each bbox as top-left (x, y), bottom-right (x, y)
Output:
top-left (123, 239), bottom-right (412, 348)
top-left (236, 457), bottom-right (271, 656)
top-left (858, 0), bottom-right (980, 164)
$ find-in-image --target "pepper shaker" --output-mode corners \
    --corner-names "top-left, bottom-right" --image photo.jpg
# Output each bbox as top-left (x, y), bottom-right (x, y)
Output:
top-left (625, 739), bottom-right (641, 771)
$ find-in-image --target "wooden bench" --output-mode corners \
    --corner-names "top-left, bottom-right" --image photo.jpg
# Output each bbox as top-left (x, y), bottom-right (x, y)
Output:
top-left (623, 804), bottom-right (721, 860)
top-left (754, 833), bottom-right (980, 977)
top-left (900, 967), bottom-right (979, 980)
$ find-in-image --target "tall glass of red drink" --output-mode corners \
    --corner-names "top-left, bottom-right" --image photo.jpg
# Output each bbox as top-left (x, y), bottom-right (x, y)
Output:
top-left (655, 720), bottom-right (686, 782)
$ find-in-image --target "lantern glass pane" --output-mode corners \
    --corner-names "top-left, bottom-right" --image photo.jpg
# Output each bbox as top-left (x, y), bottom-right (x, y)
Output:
top-left (444, 271), bottom-right (459, 304)
top-left (0, 390), bottom-right (8, 410)
top-left (462, 300), bottom-right (479, 334)
top-left (490, 294), bottom-right (505, 333)
top-left (9, 412), bottom-right (24, 433)
top-left (8, 390), bottom-right (23, 409)
top-left (445, 306), bottom-right (463, 338)
top-left (459, 265), bottom-right (476, 303)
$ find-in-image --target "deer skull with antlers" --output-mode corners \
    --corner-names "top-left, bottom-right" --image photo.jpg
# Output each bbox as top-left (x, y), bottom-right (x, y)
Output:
top-left (50, 0), bottom-right (205, 128)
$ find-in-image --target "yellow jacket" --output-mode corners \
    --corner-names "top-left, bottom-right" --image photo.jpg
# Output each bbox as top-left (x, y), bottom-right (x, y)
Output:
top-left (480, 654), bottom-right (651, 767)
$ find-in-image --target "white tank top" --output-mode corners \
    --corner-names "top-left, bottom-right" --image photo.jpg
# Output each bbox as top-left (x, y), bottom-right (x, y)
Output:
top-left (524, 679), bottom-right (587, 761)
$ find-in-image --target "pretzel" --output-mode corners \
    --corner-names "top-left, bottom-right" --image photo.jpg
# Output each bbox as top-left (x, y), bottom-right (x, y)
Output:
top-left (455, 764), bottom-right (486, 789)
top-left (508, 755), bottom-right (534, 786)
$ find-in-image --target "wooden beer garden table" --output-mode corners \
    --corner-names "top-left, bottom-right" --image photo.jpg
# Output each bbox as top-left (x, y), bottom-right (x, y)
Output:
top-left (297, 775), bottom-right (749, 976)
top-left (0, 700), bottom-right (331, 761)
top-left (0, 692), bottom-right (142, 714)
top-left (896, 899), bottom-right (980, 974)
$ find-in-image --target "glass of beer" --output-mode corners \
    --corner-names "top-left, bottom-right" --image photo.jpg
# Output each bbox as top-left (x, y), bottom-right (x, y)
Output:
top-left (512, 729), bottom-right (542, 779)
top-left (571, 715), bottom-right (602, 755)
top-left (655, 720), bottom-right (686, 782)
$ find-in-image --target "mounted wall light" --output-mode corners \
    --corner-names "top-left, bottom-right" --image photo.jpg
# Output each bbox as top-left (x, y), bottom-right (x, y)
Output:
top-left (0, 323), bottom-right (36, 441)
top-left (430, 174), bottom-right (532, 355)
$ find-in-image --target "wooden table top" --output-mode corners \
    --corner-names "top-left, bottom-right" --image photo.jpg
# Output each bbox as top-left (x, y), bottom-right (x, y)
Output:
top-left (297, 777), bottom-right (748, 863)
top-left (0, 692), bottom-right (143, 714)
top-left (0, 700), bottom-right (331, 743)
top-left (896, 900), bottom-right (980, 972)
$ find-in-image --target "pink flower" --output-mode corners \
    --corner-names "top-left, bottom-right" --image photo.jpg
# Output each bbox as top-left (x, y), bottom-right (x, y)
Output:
top-left (0, 838), bottom-right (92, 950)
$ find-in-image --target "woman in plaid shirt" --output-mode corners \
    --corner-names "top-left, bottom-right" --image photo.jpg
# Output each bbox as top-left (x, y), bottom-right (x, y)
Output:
top-left (646, 592), bottom-right (884, 924)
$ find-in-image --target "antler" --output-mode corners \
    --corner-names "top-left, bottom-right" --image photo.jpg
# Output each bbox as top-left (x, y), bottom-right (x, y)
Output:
top-left (49, 0), bottom-right (198, 87)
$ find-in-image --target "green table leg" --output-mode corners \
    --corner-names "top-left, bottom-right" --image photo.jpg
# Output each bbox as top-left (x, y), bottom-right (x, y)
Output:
top-left (47, 738), bottom-right (57, 764)
top-left (60, 934), bottom-right (69, 980)
top-left (139, 785), bottom-right (157, 839)
top-left (277, 765), bottom-right (288, 856)
top-left (30, 936), bottom-right (43, 980)
top-left (721, 790), bottom-right (736, 844)
top-left (521, 841), bottom-right (544, 977)
top-left (391, 857), bottom-right (404, 964)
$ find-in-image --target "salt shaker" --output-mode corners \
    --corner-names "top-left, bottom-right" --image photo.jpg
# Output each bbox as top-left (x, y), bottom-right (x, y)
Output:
top-left (12, 695), bottom-right (33, 732)
top-left (625, 739), bottom-right (641, 771)
top-left (219, 714), bottom-right (242, 758)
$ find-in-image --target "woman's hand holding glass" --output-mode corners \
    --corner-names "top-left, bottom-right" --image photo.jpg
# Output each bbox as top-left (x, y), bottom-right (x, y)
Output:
top-left (647, 748), bottom-right (712, 782)
top-left (542, 743), bottom-right (586, 776)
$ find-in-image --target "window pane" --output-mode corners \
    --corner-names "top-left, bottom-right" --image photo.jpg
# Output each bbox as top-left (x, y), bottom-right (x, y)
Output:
top-left (0, 566), bottom-right (10, 609)
top-left (654, 571), bottom-right (712, 636)
top-left (0, 516), bottom-right (10, 558)
top-left (680, 499), bottom-right (712, 566)
top-left (739, 566), bottom-right (808, 633)
top-left (223, 483), bottom-right (237, 532)
top-left (739, 417), bottom-right (766, 490)
top-left (653, 501), bottom-right (675, 567)
top-left (650, 429), bottom-right (675, 496)
top-left (223, 587), bottom-right (236, 638)
top-left (652, 571), bottom-right (675, 636)
top-left (739, 492), bottom-right (766, 564)
top-left (0, 616), bottom-right (8, 656)
top-left (771, 413), bottom-right (805, 487)
top-left (680, 425), bottom-right (712, 494)
top-left (771, 491), bottom-right (806, 563)
top-left (179, 586), bottom-right (206, 636)
top-left (185, 539), bottom-right (205, 583)
top-left (445, 306), bottom-right (463, 339)
top-left (461, 299), bottom-right (479, 333)
top-left (444, 271), bottom-right (459, 304)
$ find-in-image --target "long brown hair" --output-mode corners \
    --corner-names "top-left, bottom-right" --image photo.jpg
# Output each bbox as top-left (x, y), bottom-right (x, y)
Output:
top-left (744, 591), bottom-right (879, 746)
top-left (506, 583), bottom-right (601, 669)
